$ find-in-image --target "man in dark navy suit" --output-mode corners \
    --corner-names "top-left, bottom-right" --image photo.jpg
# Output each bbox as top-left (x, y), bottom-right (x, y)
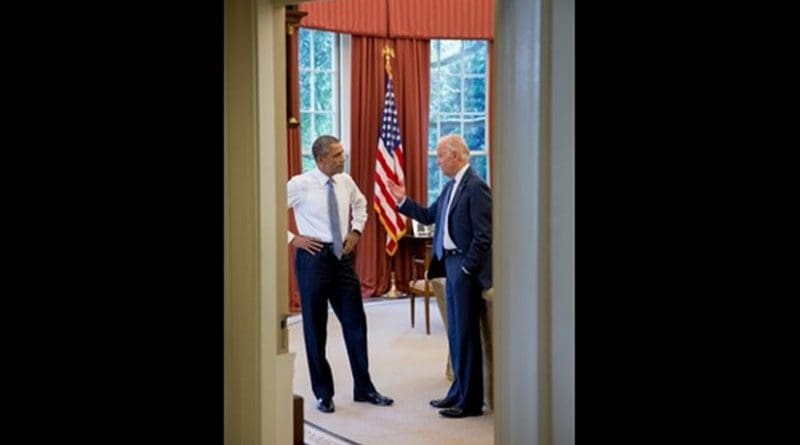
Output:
top-left (388, 134), bottom-right (492, 418)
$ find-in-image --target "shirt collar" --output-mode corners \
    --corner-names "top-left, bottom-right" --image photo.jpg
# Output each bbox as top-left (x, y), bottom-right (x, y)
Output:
top-left (453, 163), bottom-right (470, 184)
top-left (311, 167), bottom-right (334, 186)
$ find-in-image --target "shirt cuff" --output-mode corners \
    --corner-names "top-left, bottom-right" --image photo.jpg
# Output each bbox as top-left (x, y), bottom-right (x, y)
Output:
top-left (398, 197), bottom-right (407, 207)
top-left (461, 267), bottom-right (471, 275)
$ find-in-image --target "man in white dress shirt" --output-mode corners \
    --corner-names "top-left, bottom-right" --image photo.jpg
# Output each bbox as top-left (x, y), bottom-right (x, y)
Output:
top-left (288, 135), bottom-right (393, 414)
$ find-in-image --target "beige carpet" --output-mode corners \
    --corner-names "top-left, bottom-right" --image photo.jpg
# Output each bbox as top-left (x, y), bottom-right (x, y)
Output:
top-left (289, 298), bottom-right (494, 445)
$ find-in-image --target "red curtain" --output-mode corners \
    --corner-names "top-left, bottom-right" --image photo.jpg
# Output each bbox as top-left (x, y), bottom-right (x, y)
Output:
top-left (300, 0), bottom-right (494, 40)
top-left (390, 39), bottom-right (431, 295)
top-left (388, 0), bottom-right (494, 40)
top-left (349, 36), bottom-right (430, 297)
top-left (299, 0), bottom-right (388, 37)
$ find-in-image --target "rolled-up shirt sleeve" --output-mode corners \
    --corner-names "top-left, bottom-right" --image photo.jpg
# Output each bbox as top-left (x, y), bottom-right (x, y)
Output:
top-left (347, 175), bottom-right (367, 233)
top-left (287, 177), bottom-right (302, 244)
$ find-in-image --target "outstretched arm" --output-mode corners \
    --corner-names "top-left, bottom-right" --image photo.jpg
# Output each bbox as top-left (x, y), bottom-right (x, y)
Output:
top-left (387, 180), bottom-right (406, 203)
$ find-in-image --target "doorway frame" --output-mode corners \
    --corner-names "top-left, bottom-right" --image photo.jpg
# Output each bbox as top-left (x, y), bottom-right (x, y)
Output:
top-left (224, 0), bottom-right (574, 444)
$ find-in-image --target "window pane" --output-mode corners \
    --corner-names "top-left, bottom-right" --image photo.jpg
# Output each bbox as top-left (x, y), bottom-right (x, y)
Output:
top-left (314, 72), bottom-right (333, 111)
top-left (428, 39), bottom-right (489, 204)
top-left (315, 113), bottom-right (333, 136)
top-left (441, 54), bottom-right (462, 75)
top-left (428, 117), bottom-right (439, 149)
top-left (429, 75), bottom-right (444, 114)
top-left (469, 155), bottom-right (488, 181)
top-left (440, 40), bottom-right (461, 62)
top-left (428, 154), bottom-right (442, 205)
top-left (430, 40), bottom-right (440, 63)
top-left (299, 29), bottom-right (341, 170)
top-left (440, 75), bottom-right (462, 113)
top-left (300, 71), bottom-right (312, 111)
top-left (301, 112), bottom-right (313, 150)
top-left (464, 117), bottom-right (486, 150)
top-left (440, 120), bottom-right (461, 138)
top-left (302, 154), bottom-right (316, 173)
top-left (437, 40), bottom-right (462, 75)
top-left (299, 29), bottom-right (312, 70)
top-left (464, 77), bottom-right (486, 113)
top-left (463, 40), bottom-right (487, 74)
top-left (313, 31), bottom-right (333, 70)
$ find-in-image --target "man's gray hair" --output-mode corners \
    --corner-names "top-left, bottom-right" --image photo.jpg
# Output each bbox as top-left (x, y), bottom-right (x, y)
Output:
top-left (439, 134), bottom-right (470, 160)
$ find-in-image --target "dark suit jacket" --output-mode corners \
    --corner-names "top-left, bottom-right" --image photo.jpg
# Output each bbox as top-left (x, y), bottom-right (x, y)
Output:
top-left (398, 166), bottom-right (492, 290)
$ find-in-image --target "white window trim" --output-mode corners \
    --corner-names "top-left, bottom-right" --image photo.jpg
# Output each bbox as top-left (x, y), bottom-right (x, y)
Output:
top-left (339, 34), bottom-right (351, 172)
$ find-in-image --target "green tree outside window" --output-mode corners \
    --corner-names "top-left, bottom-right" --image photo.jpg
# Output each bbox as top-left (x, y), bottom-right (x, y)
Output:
top-left (429, 39), bottom-right (490, 205)
top-left (299, 29), bottom-right (339, 172)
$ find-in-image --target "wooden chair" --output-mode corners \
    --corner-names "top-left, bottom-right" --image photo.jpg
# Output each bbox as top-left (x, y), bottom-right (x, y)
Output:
top-left (408, 243), bottom-right (435, 334)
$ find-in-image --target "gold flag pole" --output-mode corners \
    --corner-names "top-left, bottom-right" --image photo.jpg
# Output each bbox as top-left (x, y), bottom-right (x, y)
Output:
top-left (382, 45), bottom-right (395, 80)
top-left (382, 45), bottom-right (401, 299)
top-left (387, 257), bottom-right (399, 298)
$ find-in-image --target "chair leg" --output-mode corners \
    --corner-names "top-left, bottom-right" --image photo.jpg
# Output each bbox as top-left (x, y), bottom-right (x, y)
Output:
top-left (425, 295), bottom-right (430, 335)
top-left (410, 293), bottom-right (415, 328)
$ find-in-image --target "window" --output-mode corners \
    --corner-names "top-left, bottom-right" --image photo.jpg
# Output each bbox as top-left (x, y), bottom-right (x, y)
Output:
top-left (299, 29), bottom-right (340, 172)
top-left (428, 39), bottom-right (489, 205)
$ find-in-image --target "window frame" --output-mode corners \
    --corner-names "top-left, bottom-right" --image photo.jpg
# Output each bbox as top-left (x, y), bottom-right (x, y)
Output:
top-left (298, 29), bottom-right (351, 173)
top-left (428, 39), bottom-right (490, 205)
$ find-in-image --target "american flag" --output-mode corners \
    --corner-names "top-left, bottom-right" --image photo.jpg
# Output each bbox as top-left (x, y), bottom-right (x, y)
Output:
top-left (373, 75), bottom-right (407, 256)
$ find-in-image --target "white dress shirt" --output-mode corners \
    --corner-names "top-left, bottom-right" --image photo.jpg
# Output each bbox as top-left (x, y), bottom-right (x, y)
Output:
top-left (442, 163), bottom-right (470, 250)
top-left (287, 167), bottom-right (367, 244)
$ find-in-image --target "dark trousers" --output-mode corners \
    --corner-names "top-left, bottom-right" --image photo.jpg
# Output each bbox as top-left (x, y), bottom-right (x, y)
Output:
top-left (295, 245), bottom-right (375, 400)
top-left (443, 254), bottom-right (485, 412)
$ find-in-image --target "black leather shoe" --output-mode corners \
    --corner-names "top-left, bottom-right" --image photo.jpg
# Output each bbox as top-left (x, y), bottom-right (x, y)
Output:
top-left (439, 407), bottom-right (483, 418)
top-left (354, 391), bottom-right (394, 406)
top-left (429, 398), bottom-right (456, 408)
top-left (316, 398), bottom-right (335, 413)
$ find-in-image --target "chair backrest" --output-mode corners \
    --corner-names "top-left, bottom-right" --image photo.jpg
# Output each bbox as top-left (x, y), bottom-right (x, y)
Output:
top-left (421, 243), bottom-right (432, 292)
top-left (422, 243), bottom-right (432, 276)
top-left (411, 242), bottom-right (433, 294)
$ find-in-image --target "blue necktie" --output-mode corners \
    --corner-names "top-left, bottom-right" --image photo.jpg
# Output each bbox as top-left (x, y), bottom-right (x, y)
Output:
top-left (327, 178), bottom-right (343, 259)
top-left (434, 180), bottom-right (454, 260)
